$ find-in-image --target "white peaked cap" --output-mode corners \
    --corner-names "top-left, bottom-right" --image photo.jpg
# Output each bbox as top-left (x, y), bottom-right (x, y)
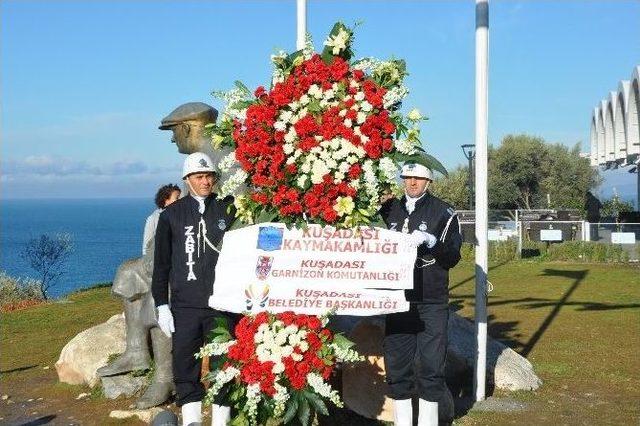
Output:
top-left (400, 162), bottom-right (433, 180)
top-left (182, 152), bottom-right (216, 179)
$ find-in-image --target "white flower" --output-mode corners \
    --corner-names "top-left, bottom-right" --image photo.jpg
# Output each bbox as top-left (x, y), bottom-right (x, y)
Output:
top-left (330, 343), bottom-right (365, 363)
top-left (323, 27), bottom-right (350, 55)
top-left (311, 160), bottom-right (330, 184)
top-left (360, 101), bottom-right (373, 112)
top-left (306, 372), bottom-right (343, 407)
top-left (382, 85), bottom-right (409, 109)
top-left (218, 168), bottom-right (248, 199)
top-left (292, 353), bottom-right (303, 362)
top-left (299, 340), bottom-right (309, 352)
top-left (356, 111), bottom-right (367, 124)
top-left (354, 91), bottom-right (365, 101)
top-left (297, 174), bottom-right (308, 189)
top-left (288, 100), bottom-right (300, 111)
top-left (217, 151), bottom-right (238, 174)
top-left (284, 128), bottom-right (297, 144)
top-left (338, 109), bottom-right (347, 117)
top-left (323, 89), bottom-right (335, 100)
top-left (334, 171), bottom-right (345, 182)
top-left (379, 157), bottom-right (399, 183)
top-left (300, 94), bottom-right (310, 105)
top-left (395, 138), bottom-right (417, 155)
top-left (274, 121), bottom-right (286, 131)
top-left (280, 110), bottom-right (294, 123)
top-left (283, 143), bottom-right (295, 155)
top-left (344, 119), bottom-right (352, 128)
top-left (273, 362), bottom-right (285, 375)
top-left (308, 84), bottom-right (323, 99)
top-left (273, 383), bottom-right (290, 418)
top-left (407, 108), bottom-right (423, 121)
top-left (245, 384), bottom-right (261, 424)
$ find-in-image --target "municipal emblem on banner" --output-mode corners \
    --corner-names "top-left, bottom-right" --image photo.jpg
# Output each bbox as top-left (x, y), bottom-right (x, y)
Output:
top-left (257, 226), bottom-right (284, 251)
top-left (255, 256), bottom-right (273, 280)
top-left (244, 283), bottom-right (270, 311)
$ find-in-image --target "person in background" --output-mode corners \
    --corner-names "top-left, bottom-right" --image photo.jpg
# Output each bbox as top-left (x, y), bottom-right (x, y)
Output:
top-left (143, 184), bottom-right (181, 255)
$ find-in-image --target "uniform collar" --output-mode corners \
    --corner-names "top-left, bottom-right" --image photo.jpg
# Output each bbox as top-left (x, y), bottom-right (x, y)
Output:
top-left (401, 191), bottom-right (431, 213)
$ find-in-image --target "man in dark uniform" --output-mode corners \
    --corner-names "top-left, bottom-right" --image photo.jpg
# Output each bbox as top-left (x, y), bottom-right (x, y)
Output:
top-left (380, 162), bottom-right (462, 426)
top-left (152, 152), bottom-right (236, 426)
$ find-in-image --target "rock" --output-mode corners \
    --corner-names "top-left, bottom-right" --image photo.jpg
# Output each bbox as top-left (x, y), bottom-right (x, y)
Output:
top-left (75, 393), bottom-right (90, 400)
top-left (42, 366), bottom-right (49, 370)
top-left (448, 312), bottom-right (542, 391)
top-left (342, 317), bottom-right (394, 422)
top-left (55, 313), bottom-right (126, 387)
top-left (102, 375), bottom-right (148, 399)
top-left (1, 395), bottom-right (8, 400)
top-left (342, 313), bottom-right (542, 421)
top-left (109, 407), bottom-right (164, 423)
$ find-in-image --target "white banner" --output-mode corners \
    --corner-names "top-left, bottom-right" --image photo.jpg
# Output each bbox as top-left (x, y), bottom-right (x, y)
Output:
top-left (209, 223), bottom-right (414, 316)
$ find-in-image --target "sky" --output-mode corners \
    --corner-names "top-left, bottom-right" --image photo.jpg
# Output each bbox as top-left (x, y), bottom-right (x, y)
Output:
top-left (1, 0), bottom-right (639, 204)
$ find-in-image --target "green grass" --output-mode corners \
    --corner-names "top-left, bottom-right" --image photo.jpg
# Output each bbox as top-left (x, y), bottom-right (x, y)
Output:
top-left (449, 261), bottom-right (640, 425)
top-left (1, 263), bottom-right (638, 425)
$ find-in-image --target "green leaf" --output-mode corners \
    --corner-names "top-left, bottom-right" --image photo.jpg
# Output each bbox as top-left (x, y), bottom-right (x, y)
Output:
top-left (234, 80), bottom-right (251, 96)
top-left (304, 391), bottom-right (329, 416)
top-left (282, 393), bottom-right (299, 424)
top-left (297, 394), bottom-right (311, 426)
top-left (332, 333), bottom-right (356, 350)
top-left (230, 412), bottom-right (249, 426)
top-left (256, 209), bottom-right (278, 224)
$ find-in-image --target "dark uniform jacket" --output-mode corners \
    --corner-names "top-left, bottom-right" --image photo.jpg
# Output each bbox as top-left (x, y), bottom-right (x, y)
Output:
top-left (380, 192), bottom-right (462, 303)
top-left (152, 194), bottom-right (235, 309)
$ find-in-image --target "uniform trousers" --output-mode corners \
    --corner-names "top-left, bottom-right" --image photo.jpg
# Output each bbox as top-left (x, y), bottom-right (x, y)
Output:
top-left (171, 307), bottom-right (235, 406)
top-left (383, 302), bottom-right (449, 402)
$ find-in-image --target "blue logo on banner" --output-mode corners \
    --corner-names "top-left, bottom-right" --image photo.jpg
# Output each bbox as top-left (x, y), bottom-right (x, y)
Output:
top-left (257, 226), bottom-right (284, 251)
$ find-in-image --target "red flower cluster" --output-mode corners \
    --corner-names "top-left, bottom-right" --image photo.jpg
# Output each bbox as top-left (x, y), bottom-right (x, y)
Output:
top-left (232, 54), bottom-right (397, 223)
top-left (225, 311), bottom-right (335, 396)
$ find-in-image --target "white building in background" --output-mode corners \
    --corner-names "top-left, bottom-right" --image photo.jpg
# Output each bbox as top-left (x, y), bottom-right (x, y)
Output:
top-left (591, 66), bottom-right (640, 210)
top-left (591, 66), bottom-right (640, 168)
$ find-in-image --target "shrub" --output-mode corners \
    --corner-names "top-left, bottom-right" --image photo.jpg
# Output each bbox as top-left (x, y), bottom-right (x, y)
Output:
top-left (0, 271), bottom-right (44, 310)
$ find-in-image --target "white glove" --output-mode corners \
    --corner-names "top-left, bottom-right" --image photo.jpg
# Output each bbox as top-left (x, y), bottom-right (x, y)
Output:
top-left (410, 230), bottom-right (437, 249)
top-left (156, 304), bottom-right (175, 338)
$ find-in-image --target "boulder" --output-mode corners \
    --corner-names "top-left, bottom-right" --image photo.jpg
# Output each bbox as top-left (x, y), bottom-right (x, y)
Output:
top-left (342, 313), bottom-right (542, 421)
top-left (102, 375), bottom-right (148, 399)
top-left (55, 313), bottom-right (126, 387)
top-left (109, 407), bottom-right (164, 423)
top-left (448, 313), bottom-right (542, 391)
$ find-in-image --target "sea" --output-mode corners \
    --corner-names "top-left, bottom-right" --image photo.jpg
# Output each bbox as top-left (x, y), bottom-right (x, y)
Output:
top-left (1, 198), bottom-right (153, 298)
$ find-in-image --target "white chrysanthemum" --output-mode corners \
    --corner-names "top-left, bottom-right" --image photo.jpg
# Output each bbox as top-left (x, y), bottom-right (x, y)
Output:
top-left (311, 160), bottom-right (330, 184)
top-left (360, 101), bottom-right (373, 112)
top-left (297, 174), bottom-right (308, 189)
top-left (356, 111), bottom-right (367, 124)
top-left (274, 121), bottom-right (286, 132)
top-left (354, 91), bottom-right (365, 102)
top-left (291, 353), bottom-right (303, 362)
top-left (306, 372), bottom-right (343, 407)
top-left (308, 84), bottom-right (323, 99)
top-left (283, 143), bottom-right (294, 155)
top-left (284, 128), bottom-right (297, 144)
top-left (344, 119), bottom-right (352, 128)
top-left (299, 340), bottom-right (309, 353)
top-left (300, 94), bottom-right (310, 105)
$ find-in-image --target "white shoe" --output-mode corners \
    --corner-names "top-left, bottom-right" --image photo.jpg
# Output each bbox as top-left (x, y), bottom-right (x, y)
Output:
top-left (182, 401), bottom-right (202, 425)
top-left (417, 399), bottom-right (438, 426)
top-left (211, 404), bottom-right (231, 426)
top-left (392, 398), bottom-right (413, 426)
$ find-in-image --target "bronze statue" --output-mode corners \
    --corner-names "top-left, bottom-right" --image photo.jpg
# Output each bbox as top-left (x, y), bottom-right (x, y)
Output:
top-left (98, 102), bottom-right (223, 409)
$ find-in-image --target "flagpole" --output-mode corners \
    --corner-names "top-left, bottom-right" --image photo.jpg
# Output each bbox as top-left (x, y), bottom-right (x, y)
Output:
top-left (296, 0), bottom-right (307, 50)
top-left (474, 0), bottom-right (489, 402)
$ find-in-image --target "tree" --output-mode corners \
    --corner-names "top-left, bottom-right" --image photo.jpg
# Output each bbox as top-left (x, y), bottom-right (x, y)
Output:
top-left (488, 134), bottom-right (600, 211)
top-left (20, 233), bottom-right (74, 300)
top-left (430, 166), bottom-right (471, 209)
top-left (601, 194), bottom-right (634, 219)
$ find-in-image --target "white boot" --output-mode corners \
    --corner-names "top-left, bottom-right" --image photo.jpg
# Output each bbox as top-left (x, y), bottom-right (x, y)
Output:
top-left (181, 401), bottom-right (202, 425)
top-left (417, 399), bottom-right (438, 426)
top-left (392, 398), bottom-right (413, 426)
top-left (211, 404), bottom-right (231, 426)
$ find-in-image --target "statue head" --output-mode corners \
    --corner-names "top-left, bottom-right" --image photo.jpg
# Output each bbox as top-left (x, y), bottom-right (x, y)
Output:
top-left (159, 102), bottom-right (218, 154)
